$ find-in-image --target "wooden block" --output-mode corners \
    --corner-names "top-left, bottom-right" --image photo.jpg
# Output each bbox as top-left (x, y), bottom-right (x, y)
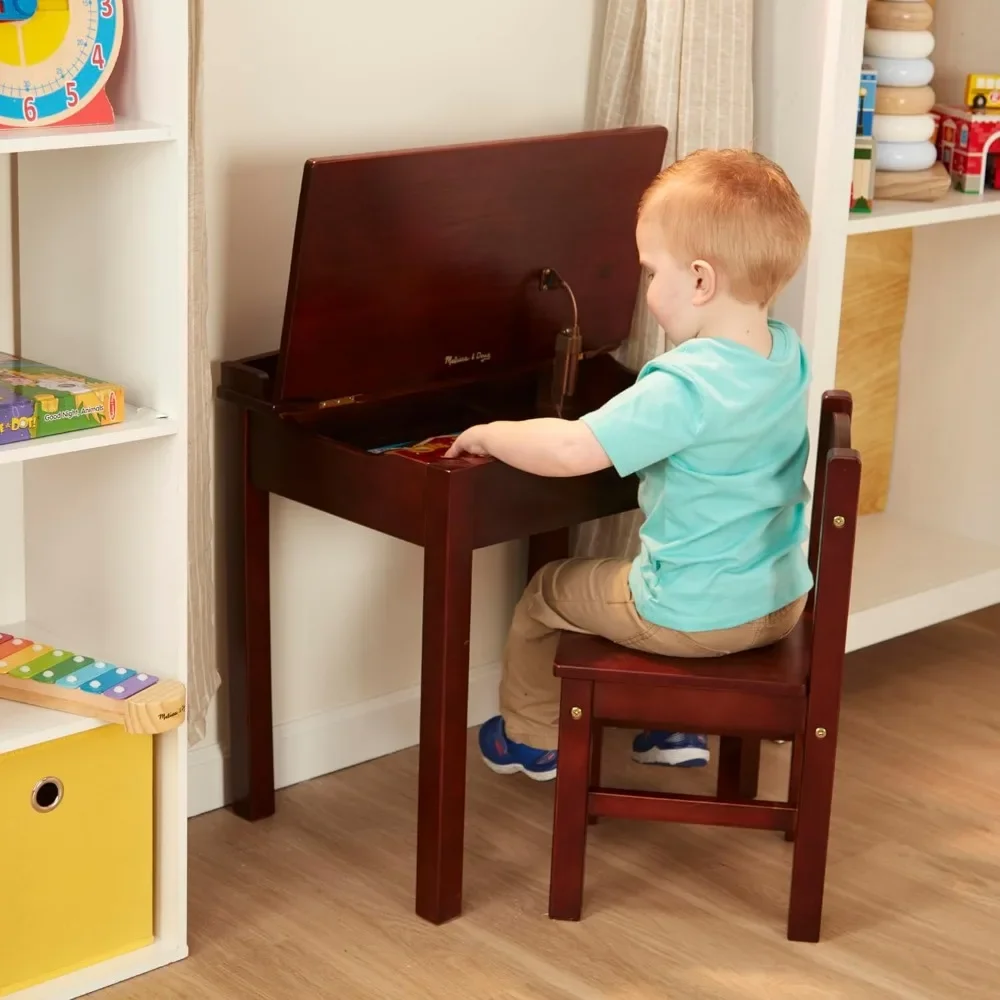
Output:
top-left (867, 1), bottom-right (933, 30)
top-left (874, 161), bottom-right (952, 201)
top-left (835, 229), bottom-right (912, 516)
top-left (876, 85), bottom-right (935, 115)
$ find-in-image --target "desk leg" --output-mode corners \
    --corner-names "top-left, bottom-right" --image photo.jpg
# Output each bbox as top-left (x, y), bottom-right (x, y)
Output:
top-left (416, 471), bottom-right (474, 924)
top-left (527, 528), bottom-right (571, 581)
top-left (229, 411), bottom-right (276, 821)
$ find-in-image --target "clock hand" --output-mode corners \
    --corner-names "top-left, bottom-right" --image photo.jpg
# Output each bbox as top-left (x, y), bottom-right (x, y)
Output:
top-left (0, 1), bottom-right (39, 21)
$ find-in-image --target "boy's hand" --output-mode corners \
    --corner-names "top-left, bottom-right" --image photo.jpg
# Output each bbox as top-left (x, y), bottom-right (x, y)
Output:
top-left (443, 418), bottom-right (611, 476)
top-left (445, 425), bottom-right (491, 459)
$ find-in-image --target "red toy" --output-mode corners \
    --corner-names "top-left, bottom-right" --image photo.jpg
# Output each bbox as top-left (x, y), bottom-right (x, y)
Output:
top-left (934, 104), bottom-right (1000, 193)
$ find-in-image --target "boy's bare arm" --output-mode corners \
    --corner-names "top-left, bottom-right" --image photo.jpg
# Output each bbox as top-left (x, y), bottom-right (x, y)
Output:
top-left (444, 419), bottom-right (612, 477)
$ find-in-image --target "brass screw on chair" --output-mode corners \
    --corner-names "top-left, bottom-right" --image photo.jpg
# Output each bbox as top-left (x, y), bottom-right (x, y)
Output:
top-left (571, 707), bottom-right (583, 720)
top-left (833, 516), bottom-right (845, 528)
top-left (815, 727), bottom-right (827, 739)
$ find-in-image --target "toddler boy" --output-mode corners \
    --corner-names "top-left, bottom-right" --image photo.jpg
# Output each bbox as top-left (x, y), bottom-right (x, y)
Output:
top-left (444, 148), bottom-right (813, 780)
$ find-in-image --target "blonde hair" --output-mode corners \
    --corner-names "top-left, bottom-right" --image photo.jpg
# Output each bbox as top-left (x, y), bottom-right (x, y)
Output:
top-left (639, 149), bottom-right (810, 307)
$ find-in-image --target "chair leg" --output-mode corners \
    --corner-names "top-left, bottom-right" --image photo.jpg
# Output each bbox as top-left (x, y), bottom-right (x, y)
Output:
top-left (588, 724), bottom-right (603, 825)
top-left (785, 735), bottom-right (805, 842)
top-left (787, 729), bottom-right (838, 942)
top-left (549, 678), bottom-right (594, 921)
top-left (717, 737), bottom-right (761, 801)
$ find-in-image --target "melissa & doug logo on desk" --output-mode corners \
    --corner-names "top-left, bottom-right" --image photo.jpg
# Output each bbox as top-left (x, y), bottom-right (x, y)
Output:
top-left (445, 352), bottom-right (492, 366)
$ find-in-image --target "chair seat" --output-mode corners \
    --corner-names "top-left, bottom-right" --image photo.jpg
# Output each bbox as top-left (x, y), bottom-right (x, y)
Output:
top-left (553, 613), bottom-right (811, 697)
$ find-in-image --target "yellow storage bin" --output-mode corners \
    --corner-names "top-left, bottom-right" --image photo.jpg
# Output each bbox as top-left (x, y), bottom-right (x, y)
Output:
top-left (0, 724), bottom-right (154, 997)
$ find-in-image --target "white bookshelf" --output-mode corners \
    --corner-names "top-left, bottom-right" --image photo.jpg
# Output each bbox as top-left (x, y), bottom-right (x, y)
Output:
top-left (755, 0), bottom-right (1000, 650)
top-left (0, 1), bottom-right (189, 997)
top-left (0, 405), bottom-right (175, 466)
top-left (0, 119), bottom-right (173, 155)
top-left (848, 187), bottom-right (1000, 233)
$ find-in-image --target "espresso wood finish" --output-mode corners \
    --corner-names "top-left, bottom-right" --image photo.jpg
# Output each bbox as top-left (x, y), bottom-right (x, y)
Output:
top-left (228, 412), bottom-right (277, 821)
top-left (218, 126), bottom-right (668, 925)
top-left (717, 735), bottom-right (762, 802)
top-left (548, 391), bottom-right (862, 942)
top-left (273, 129), bottom-right (667, 413)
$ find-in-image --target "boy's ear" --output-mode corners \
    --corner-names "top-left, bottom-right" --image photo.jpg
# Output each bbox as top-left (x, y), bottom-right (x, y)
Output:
top-left (690, 259), bottom-right (717, 305)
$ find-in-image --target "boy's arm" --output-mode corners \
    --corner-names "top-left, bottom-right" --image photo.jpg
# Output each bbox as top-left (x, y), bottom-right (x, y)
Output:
top-left (443, 418), bottom-right (612, 477)
top-left (444, 364), bottom-right (704, 477)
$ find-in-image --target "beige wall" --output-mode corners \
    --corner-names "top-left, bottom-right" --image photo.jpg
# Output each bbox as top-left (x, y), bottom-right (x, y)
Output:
top-left (193, 0), bottom-right (607, 800)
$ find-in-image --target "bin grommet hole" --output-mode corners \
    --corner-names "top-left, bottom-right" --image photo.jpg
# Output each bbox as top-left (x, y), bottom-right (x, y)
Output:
top-left (32, 777), bottom-right (63, 813)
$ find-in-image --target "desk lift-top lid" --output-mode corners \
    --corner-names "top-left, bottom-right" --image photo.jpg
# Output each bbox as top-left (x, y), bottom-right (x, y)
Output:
top-left (273, 126), bottom-right (668, 413)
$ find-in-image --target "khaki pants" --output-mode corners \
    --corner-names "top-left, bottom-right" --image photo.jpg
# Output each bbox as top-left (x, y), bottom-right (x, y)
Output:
top-left (500, 558), bottom-right (807, 750)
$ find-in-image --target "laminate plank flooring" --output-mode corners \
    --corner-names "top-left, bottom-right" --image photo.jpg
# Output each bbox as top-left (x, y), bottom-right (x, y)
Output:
top-left (99, 606), bottom-right (1000, 999)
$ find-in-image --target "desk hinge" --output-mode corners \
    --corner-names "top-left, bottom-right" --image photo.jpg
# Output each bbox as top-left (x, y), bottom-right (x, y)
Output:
top-left (275, 394), bottom-right (361, 420)
top-left (317, 395), bottom-right (360, 409)
top-left (551, 325), bottom-right (582, 418)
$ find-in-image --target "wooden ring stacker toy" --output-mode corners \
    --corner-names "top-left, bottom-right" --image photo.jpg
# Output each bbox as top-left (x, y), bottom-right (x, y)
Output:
top-left (875, 85), bottom-right (936, 115)
top-left (873, 112), bottom-right (936, 142)
top-left (873, 163), bottom-right (951, 201)
top-left (865, 56), bottom-right (934, 88)
top-left (864, 27), bottom-right (935, 59)
top-left (875, 139), bottom-right (937, 171)
top-left (0, 634), bottom-right (185, 735)
top-left (866, 1), bottom-right (934, 31)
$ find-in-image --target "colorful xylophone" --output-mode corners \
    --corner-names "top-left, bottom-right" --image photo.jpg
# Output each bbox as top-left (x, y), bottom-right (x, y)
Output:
top-left (0, 633), bottom-right (185, 735)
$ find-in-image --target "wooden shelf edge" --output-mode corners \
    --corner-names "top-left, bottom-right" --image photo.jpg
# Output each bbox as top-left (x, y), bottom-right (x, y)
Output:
top-left (0, 406), bottom-right (177, 466)
top-left (0, 700), bottom-right (105, 755)
top-left (848, 567), bottom-right (1000, 652)
top-left (0, 119), bottom-right (174, 155)
top-left (0, 616), bottom-right (187, 753)
top-left (847, 189), bottom-right (1000, 234)
top-left (10, 939), bottom-right (188, 1000)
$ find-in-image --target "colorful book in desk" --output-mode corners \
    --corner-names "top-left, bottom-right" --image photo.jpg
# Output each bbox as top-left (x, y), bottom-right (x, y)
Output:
top-left (0, 353), bottom-right (125, 446)
top-left (368, 434), bottom-right (460, 463)
top-left (0, 634), bottom-right (185, 735)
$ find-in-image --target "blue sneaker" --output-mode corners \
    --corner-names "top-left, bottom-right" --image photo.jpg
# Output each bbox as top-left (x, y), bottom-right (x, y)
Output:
top-left (478, 715), bottom-right (557, 782)
top-left (632, 731), bottom-right (710, 767)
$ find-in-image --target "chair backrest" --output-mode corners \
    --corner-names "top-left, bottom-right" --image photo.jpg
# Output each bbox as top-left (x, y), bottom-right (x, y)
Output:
top-left (806, 390), bottom-right (862, 685)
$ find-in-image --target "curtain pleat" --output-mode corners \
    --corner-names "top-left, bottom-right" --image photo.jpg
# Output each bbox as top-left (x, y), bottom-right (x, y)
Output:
top-left (575, 0), bottom-right (753, 560)
top-left (186, 0), bottom-right (219, 746)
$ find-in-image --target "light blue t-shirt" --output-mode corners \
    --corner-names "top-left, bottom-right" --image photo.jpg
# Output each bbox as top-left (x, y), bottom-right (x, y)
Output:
top-left (580, 320), bottom-right (813, 632)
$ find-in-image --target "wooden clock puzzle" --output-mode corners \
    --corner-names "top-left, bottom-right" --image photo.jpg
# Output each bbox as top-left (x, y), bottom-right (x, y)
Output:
top-left (0, 0), bottom-right (123, 129)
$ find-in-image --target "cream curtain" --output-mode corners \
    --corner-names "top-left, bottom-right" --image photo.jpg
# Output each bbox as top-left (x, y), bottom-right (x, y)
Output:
top-left (575, 0), bottom-right (754, 559)
top-left (186, 0), bottom-right (218, 746)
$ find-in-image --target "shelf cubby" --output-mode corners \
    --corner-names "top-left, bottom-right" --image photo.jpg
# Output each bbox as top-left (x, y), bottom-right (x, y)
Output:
top-left (756, 0), bottom-right (1000, 650)
top-left (0, 0), bottom-right (189, 996)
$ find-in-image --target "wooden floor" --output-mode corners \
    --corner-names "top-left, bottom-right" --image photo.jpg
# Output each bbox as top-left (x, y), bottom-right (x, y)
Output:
top-left (102, 607), bottom-right (1000, 999)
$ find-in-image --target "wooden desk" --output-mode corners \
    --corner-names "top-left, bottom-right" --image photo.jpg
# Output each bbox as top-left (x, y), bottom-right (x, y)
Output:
top-left (218, 125), bottom-right (664, 923)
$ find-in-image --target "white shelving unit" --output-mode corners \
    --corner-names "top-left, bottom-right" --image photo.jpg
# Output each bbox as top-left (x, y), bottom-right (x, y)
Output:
top-left (848, 187), bottom-right (1000, 234)
top-left (755, 0), bottom-right (1000, 652)
top-left (0, 119), bottom-right (174, 155)
top-left (0, 2), bottom-right (189, 997)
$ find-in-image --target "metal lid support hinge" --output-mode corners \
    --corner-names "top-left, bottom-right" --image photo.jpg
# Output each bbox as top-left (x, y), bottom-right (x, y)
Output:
top-left (540, 268), bottom-right (582, 418)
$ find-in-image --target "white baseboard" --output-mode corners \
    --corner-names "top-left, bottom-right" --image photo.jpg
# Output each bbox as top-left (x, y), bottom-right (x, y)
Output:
top-left (187, 662), bottom-right (501, 818)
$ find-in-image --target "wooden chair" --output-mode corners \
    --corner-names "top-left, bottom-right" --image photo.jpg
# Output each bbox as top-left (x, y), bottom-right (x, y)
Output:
top-left (548, 390), bottom-right (861, 942)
